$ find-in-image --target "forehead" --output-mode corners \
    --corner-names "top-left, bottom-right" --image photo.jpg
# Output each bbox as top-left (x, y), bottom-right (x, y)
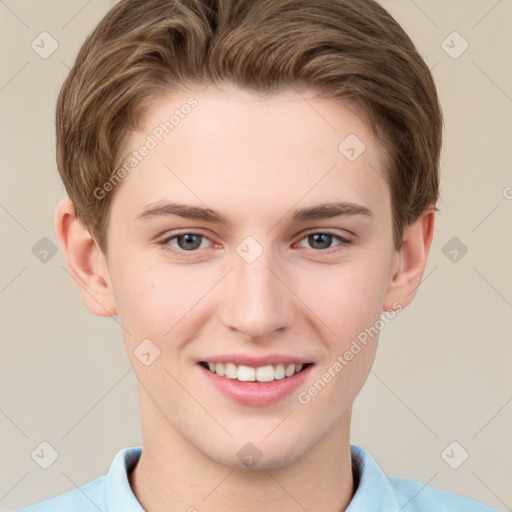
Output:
top-left (110, 84), bottom-right (390, 224)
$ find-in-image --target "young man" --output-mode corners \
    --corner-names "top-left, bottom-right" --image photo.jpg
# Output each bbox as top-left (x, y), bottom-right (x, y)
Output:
top-left (16, 0), bottom-right (500, 511)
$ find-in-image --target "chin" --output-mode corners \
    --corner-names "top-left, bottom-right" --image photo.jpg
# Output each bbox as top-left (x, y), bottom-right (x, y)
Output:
top-left (200, 435), bottom-right (313, 471)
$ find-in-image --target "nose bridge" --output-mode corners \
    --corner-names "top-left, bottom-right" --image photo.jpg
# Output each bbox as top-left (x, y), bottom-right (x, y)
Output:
top-left (220, 235), bottom-right (292, 341)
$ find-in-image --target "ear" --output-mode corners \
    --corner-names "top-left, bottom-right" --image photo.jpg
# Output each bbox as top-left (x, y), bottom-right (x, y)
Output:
top-left (54, 197), bottom-right (117, 317)
top-left (382, 209), bottom-right (435, 311)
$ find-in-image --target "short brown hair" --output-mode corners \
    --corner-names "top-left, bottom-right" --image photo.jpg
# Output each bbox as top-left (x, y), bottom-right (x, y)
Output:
top-left (56, 0), bottom-right (443, 254)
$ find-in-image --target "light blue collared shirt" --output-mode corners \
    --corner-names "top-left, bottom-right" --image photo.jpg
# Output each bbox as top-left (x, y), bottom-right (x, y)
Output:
top-left (14, 444), bottom-right (500, 511)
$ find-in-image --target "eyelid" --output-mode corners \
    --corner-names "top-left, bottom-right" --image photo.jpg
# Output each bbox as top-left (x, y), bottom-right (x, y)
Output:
top-left (299, 228), bottom-right (353, 242)
top-left (159, 229), bottom-right (217, 248)
top-left (294, 230), bottom-right (352, 252)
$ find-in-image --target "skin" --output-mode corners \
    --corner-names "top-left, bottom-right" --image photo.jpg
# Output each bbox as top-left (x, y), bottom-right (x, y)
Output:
top-left (55, 84), bottom-right (434, 512)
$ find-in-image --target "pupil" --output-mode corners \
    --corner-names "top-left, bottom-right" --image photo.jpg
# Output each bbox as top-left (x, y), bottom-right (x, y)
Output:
top-left (310, 233), bottom-right (331, 250)
top-left (179, 234), bottom-right (200, 250)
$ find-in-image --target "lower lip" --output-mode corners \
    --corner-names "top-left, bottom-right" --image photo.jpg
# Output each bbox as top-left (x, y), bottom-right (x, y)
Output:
top-left (198, 364), bottom-right (313, 406)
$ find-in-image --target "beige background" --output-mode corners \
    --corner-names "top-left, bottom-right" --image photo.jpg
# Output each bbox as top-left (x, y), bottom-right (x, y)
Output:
top-left (1, 0), bottom-right (511, 510)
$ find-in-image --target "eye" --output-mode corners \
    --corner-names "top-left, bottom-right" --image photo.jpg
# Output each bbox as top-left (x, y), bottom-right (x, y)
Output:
top-left (296, 231), bottom-right (351, 252)
top-left (161, 232), bottom-right (214, 254)
top-left (159, 230), bottom-right (352, 257)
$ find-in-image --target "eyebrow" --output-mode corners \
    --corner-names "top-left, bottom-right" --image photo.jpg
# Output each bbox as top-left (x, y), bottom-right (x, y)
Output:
top-left (136, 201), bottom-right (373, 224)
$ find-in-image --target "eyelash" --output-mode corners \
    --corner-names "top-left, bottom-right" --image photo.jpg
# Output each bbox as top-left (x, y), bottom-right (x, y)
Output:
top-left (159, 230), bottom-right (352, 256)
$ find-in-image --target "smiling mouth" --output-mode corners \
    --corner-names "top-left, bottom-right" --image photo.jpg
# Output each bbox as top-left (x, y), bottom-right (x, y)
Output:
top-left (199, 361), bottom-right (313, 383)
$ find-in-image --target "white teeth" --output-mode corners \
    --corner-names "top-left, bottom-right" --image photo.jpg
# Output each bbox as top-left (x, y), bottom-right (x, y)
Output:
top-left (216, 362), bottom-right (225, 377)
top-left (237, 365), bottom-right (255, 382)
top-left (255, 365), bottom-right (274, 382)
top-left (274, 364), bottom-right (285, 380)
top-left (205, 361), bottom-right (308, 382)
top-left (284, 364), bottom-right (296, 377)
top-left (225, 362), bottom-right (238, 379)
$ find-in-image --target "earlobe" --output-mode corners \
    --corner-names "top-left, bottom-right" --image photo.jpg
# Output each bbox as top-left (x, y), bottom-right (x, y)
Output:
top-left (383, 209), bottom-right (435, 311)
top-left (54, 197), bottom-right (117, 317)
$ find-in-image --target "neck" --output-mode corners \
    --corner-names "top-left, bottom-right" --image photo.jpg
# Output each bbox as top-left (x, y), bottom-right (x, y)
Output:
top-left (129, 388), bottom-right (356, 512)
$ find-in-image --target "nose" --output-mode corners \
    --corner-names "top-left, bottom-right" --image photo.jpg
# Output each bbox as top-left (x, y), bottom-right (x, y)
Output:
top-left (219, 244), bottom-right (294, 342)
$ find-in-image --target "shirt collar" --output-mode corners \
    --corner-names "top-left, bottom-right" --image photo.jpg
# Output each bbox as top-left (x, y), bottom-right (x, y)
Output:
top-left (105, 445), bottom-right (144, 512)
top-left (347, 444), bottom-right (401, 511)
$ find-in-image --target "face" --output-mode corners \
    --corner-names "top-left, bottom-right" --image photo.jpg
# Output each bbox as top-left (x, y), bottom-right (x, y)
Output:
top-left (102, 84), bottom-right (400, 469)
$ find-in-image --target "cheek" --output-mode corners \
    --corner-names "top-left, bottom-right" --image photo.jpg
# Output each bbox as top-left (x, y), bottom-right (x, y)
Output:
top-left (109, 255), bottom-right (195, 342)
top-left (110, 262), bottom-right (203, 391)
top-left (295, 264), bottom-right (385, 417)
top-left (295, 254), bottom-right (389, 343)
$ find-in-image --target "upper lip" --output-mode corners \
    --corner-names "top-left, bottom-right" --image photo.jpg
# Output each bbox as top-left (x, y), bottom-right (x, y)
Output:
top-left (198, 354), bottom-right (313, 367)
